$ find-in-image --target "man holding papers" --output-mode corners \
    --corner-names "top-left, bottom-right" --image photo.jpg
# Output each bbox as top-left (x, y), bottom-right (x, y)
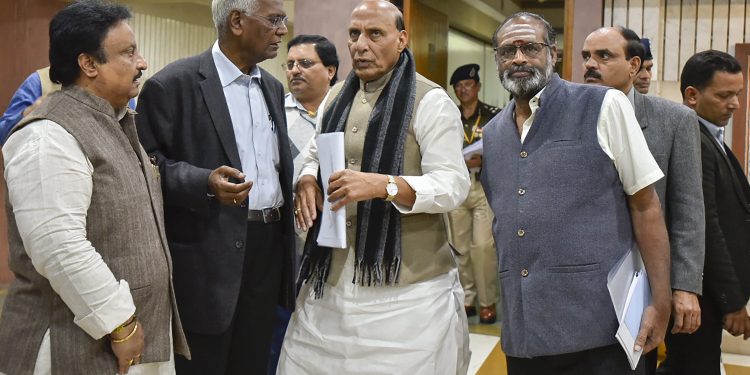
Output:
top-left (277, 1), bottom-right (471, 373)
top-left (448, 63), bottom-right (501, 324)
top-left (481, 12), bottom-right (671, 374)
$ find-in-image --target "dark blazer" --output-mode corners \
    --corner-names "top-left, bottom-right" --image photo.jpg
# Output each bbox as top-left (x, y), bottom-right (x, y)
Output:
top-left (633, 92), bottom-right (705, 295)
top-left (135, 49), bottom-right (296, 335)
top-left (699, 123), bottom-right (750, 315)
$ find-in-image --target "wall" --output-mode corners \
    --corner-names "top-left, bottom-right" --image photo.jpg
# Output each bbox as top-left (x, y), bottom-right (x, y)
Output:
top-left (603, 0), bottom-right (750, 171)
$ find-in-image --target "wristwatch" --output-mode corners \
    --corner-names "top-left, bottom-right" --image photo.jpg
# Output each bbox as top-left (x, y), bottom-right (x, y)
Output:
top-left (385, 175), bottom-right (398, 202)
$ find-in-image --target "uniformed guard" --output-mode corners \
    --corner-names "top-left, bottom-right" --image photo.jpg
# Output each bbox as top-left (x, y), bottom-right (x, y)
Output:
top-left (448, 63), bottom-right (501, 324)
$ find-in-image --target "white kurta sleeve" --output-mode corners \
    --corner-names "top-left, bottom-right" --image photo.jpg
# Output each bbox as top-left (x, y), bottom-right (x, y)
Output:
top-left (396, 89), bottom-right (471, 214)
top-left (596, 89), bottom-right (664, 195)
top-left (3, 120), bottom-right (136, 339)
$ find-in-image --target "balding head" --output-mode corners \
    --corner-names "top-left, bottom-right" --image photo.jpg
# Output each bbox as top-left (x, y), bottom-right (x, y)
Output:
top-left (348, 0), bottom-right (408, 82)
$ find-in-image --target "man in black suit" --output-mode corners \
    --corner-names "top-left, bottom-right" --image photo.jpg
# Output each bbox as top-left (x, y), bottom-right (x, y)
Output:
top-left (658, 50), bottom-right (750, 375)
top-left (135, 0), bottom-right (295, 373)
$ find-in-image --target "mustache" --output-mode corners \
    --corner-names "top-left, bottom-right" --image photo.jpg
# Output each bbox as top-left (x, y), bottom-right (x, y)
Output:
top-left (133, 70), bottom-right (143, 81)
top-left (584, 69), bottom-right (601, 80)
top-left (506, 65), bottom-right (536, 75)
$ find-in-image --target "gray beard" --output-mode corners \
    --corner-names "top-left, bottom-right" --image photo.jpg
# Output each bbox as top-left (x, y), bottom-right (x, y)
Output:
top-left (499, 58), bottom-right (555, 100)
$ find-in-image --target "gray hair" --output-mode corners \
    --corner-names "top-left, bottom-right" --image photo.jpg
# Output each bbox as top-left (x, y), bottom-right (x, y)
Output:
top-left (211, 0), bottom-right (258, 35)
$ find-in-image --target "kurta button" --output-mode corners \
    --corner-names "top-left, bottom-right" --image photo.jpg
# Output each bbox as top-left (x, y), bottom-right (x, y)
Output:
top-left (517, 229), bottom-right (525, 237)
top-left (361, 98), bottom-right (367, 104)
top-left (346, 220), bottom-right (352, 227)
top-left (520, 151), bottom-right (528, 158)
top-left (235, 240), bottom-right (244, 249)
top-left (518, 188), bottom-right (526, 196)
top-left (352, 126), bottom-right (358, 133)
top-left (521, 268), bottom-right (529, 277)
top-left (349, 158), bottom-right (358, 165)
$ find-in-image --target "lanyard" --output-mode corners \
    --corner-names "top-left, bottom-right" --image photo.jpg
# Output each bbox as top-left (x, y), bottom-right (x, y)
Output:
top-left (463, 113), bottom-right (481, 144)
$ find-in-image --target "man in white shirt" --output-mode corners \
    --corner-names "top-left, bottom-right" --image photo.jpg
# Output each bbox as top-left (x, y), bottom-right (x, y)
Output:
top-left (134, 0), bottom-right (296, 374)
top-left (278, 1), bottom-right (471, 373)
top-left (0, 2), bottom-right (188, 374)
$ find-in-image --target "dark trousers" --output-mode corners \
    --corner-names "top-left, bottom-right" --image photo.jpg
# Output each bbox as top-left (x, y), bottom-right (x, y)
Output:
top-left (506, 344), bottom-right (645, 375)
top-left (176, 221), bottom-right (284, 375)
top-left (657, 295), bottom-right (723, 375)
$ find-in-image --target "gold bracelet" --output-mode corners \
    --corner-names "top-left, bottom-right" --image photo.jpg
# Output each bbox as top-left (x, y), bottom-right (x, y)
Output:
top-left (111, 321), bottom-right (138, 344)
top-left (111, 315), bottom-right (136, 336)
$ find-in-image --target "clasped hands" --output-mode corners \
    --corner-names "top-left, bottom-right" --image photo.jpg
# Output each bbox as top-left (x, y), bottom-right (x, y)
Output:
top-left (294, 170), bottom-right (388, 231)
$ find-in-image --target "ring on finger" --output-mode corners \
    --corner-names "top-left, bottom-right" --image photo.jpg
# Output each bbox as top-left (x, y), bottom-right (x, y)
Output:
top-left (128, 358), bottom-right (135, 366)
top-left (294, 208), bottom-right (300, 215)
top-left (233, 198), bottom-right (237, 205)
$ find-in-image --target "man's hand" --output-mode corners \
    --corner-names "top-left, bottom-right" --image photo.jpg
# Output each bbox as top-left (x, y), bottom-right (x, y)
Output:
top-left (327, 170), bottom-right (387, 211)
top-left (635, 302), bottom-right (671, 353)
top-left (671, 290), bottom-right (701, 334)
top-left (723, 307), bottom-right (750, 339)
top-left (295, 175), bottom-right (323, 231)
top-left (110, 319), bottom-right (145, 375)
top-left (465, 154), bottom-right (482, 169)
top-left (207, 166), bottom-right (252, 206)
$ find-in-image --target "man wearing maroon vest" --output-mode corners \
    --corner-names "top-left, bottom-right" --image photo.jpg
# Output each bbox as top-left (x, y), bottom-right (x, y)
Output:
top-left (0, 2), bottom-right (188, 374)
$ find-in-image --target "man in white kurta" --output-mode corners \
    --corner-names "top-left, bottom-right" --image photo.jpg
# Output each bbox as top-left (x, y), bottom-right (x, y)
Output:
top-left (278, 1), bottom-right (471, 374)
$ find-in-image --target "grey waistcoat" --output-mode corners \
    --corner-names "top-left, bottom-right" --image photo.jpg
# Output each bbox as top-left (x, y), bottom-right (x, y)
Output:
top-left (481, 75), bottom-right (634, 357)
top-left (0, 86), bottom-right (189, 374)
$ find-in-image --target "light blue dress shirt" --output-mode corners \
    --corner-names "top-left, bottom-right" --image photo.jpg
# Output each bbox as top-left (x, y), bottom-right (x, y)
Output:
top-left (211, 41), bottom-right (283, 209)
top-left (698, 117), bottom-right (727, 154)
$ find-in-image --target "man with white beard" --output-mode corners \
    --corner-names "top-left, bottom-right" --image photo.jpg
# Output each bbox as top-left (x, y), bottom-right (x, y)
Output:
top-left (479, 12), bottom-right (672, 374)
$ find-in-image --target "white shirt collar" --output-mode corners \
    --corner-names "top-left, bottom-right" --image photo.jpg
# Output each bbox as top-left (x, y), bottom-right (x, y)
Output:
top-left (211, 41), bottom-right (261, 88)
top-left (284, 93), bottom-right (306, 111)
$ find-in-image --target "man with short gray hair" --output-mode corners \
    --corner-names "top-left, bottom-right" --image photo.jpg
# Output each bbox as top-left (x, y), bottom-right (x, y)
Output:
top-left (135, 0), bottom-right (296, 373)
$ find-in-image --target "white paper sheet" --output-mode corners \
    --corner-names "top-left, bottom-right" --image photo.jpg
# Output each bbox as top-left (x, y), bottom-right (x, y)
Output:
top-left (607, 246), bottom-right (651, 370)
top-left (316, 132), bottom-right (347, 248)
top-left (462, 139), bottom-right (483, 159)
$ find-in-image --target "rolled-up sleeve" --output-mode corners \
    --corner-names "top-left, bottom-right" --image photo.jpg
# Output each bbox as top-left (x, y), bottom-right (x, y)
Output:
top-left (3, 120), bottom-right (135, 339)
top-left (396, 89), bottom-right (470, 214)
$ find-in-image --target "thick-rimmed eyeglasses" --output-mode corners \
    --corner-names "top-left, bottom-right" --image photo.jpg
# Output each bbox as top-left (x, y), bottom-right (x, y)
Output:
top-left (244, 12), bottom-right (288, 29)
top-left (494, 42), bottom-right (551, 61)
top-left (281, 59), bottom-right (320, 71)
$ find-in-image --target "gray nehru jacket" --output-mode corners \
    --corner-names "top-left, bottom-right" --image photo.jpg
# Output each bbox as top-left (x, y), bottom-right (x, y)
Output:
top-left (481, 75), bottom-right (635, 358)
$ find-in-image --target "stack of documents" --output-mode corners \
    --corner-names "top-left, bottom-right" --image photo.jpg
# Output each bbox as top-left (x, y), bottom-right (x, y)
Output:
top-left (607, 247), bottom-right (652, 370)
top-left (315, 132), bottom-right (347, 249)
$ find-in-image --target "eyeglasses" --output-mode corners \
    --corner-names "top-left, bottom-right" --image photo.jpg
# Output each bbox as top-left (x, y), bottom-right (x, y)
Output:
top-left (244, 12), bottom-right (288, 29)
top-left (281, 59), bottom-right (320, 71)
top-left (494, 42), bottom-right (551, 61)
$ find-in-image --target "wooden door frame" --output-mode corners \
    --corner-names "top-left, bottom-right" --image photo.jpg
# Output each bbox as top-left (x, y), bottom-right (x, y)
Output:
top-left (734, 43), bottom-right (750, 175)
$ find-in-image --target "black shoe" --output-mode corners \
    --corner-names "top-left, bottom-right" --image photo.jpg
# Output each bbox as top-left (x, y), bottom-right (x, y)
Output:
top-left (465, 305), bottom-right (477, 317)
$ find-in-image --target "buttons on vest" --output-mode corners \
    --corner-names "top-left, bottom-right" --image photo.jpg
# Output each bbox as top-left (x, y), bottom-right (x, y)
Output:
top-left (521, 268), bottom-right (529, 277)
top-left (518, 188), bottom-right (526, 196)
top-left (520, 151), bottom-right (528, 158)
top-left (346, 220), bottom-right (353, 228)
top-left (352, 126), bottom-right (359, 133)
top-left (234, 240), bottom-right (244, 249)
top-left (517, 229), bottom-right (526, 237)
top-left (349, 158), bottom-right (358, 165)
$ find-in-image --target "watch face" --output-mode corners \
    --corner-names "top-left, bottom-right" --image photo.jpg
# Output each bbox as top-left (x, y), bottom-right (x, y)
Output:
top-left (387, 183), bottom-right (398, 196)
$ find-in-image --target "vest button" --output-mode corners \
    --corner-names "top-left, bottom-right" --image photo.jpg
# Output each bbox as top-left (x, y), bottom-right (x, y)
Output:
top-left (521, 268), bottom-right (529, 277)
top-left (520, 151), bottom-right (528, 158)
top-left (235, 240), bottom-right (244, 249)
top-left (517, 229), bottom-right (525, 237)
top-left (349, 158), bottom-right (358, 165)
top-left (346, 220), bottom-right (353, 227)
top-left (352, 126), bottom-right (358, 133)
top-left (518, 188), bottom-right (526, 196)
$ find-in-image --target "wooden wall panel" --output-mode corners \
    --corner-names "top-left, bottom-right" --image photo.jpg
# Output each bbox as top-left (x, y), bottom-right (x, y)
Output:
top-left (695, 0), bottom-right (713, 52)
top-left (613, 0), bottom-right (628, 26)
top-left (410, 1), bottom-right (448, 87)
top-left (728, 0), bottom-right (746, 56)
top-left (712, 2), bottom-right (729, 51)
top-left (604, 0), bottom-right (613, 27)
top-left (629, 0), bottom-right (644, 36)
top-left (642, 0), bottom-right (661, 80)
top-left (678, 0), bottom-right (697, 78)
top-left (663, 0), bottom-right (682, 81)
